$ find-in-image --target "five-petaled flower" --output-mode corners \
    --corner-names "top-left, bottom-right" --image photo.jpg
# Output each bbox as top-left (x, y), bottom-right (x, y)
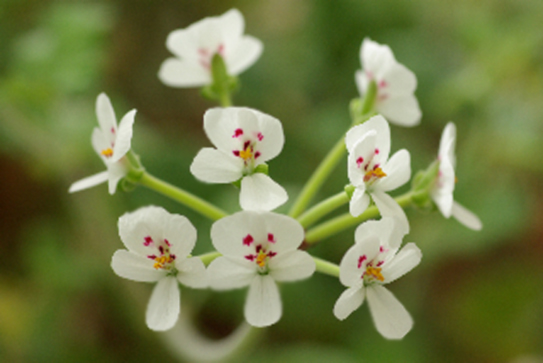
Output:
top-left (158, 8), bottom-right (263, 88)
top-left (68, 93), bottom-right (135, 195)
top-left (346, 115), bottom-right (411, 231)
top-left (431, 122), bottom-right (482, 230)
top-left (207, 211), bottom-right (315, 327)
top-left (111, 206), bottom-right (207, 331)
top-left (355, 38), bottom-right (421, 127)
top-left (334, 217), bottom-right (422, 340)
top-left (190, 107), bottom-right (288, 211)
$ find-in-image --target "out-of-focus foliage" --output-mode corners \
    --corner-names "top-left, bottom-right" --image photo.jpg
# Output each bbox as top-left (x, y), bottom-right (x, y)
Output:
top-left (0, 0), bottom-right (542, 362)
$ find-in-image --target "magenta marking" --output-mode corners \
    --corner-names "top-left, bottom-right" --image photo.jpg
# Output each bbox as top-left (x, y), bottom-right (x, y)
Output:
top-left (243, 141), bottom-right (250, 149)
top-left (245, 254), bottom-right (256, 261)
top-left (217, 43), bottom-right (225, 56)
top-left (254, 151), bottom-right (261, 159)
top-left (376, 261), bottom-right (384, 267)
top-left (268, 251), bottom-right (277, 258)
top-left (356, 157), bottom-right (364, 168)
top-left (111, 127), bottom-right (116, 134)
top-left (233, 128), bottom-right (243, 138)
top-left (164, 239), bottom-right (171, 247)
top-left (233, 150), bottom-right (240, 157)
top-left (268, 233), bottom-right (275, 243)
top-left (158, 246), bottom-right (164, 255)
top-left (357, 255), bottom-right (367, 269)
top-left (375, 148), bottom-right (379, 155)
top-left (257, 132), bottom-right (264, 141)
top-left (147, 254), bottom-right (156, 260)
top-left (243, 234), bottom-right (254, 246)
top-left (144, 236), bottom-right (153, 246)
top-left (373, 163), bottom-right (380, 170)
top-left (198, 48), bottom-right (209, 56)
top-left (378, 80), bottom-right (387, 88)
top-left (255, 244), bottom-right (263, 253)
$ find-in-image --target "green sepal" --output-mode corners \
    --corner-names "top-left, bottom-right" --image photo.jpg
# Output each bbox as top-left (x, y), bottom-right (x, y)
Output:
top-left (344, 184), bottom-right (355, 199)
top-left (201, 53), bottom-right (239, 105)
top-left (232, 178), bottom-right (242, 189)
top-left (120, 178), bottom-right (137, 192)
top-left (411, 160), bottom-right (440, 210)
top-left (254, 163), bottom-right (269, 175)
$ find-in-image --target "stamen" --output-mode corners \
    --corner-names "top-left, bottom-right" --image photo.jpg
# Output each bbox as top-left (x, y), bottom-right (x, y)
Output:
top-left (366, 265), bottom-right (385, 282)
top-left (101, 148), bottom-right (113, 158)
top-left (364, 167), bottom-right (387, 182)
top-left (239, 147), bottom-right (253, 161)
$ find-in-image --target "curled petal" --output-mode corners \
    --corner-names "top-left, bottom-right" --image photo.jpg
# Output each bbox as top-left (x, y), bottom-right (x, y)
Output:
top-left (244, 275), bottom-right (282, 327)
top-left (106, 161), bottom-right (127, 195)
top-left (439, 123), bottom-right (456, 166)
top-left (347, 131), bottom-right (377, 185)
top-left (207, 257), bottom-right (255, 290)
top-left (354, 217), bottom-right (405, 250)
top-left (269, 250), bottom-right (316, 282)
top-left (334, 286), bottom-right (365, 320)
top-left (366, 285), bottom-right (413, 340)
top-left (240, 173), bottom-right (288, 211)
top-left (111, 109), bottom-right (136, 162)
top-left (111, 250), bottom-right (165, 282)
top-left (345, 115), bottom-right (390, 158)
top-left (451, 201), bottom-right (482, 231)
top-left (227, 36), bottom-right (263, 75)
top-left (371, 191), bottom-right (409, 234)
top-left (190, 147), bottom-right (243, 183)
top-left (68, 171), bottom-right (108, 193)
top-left (95, 93), bottom-right (117, 146)
top-left (381, 243), bottom-right (422, 283)
top-left (146, 277), bottom-right (180, 331)
top-left (349, 187), bottom-right (370, 218)
top-left (378, 149), bottom-right (411, 192)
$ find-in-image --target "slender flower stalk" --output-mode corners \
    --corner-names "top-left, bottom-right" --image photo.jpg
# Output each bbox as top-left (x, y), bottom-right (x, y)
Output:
top-left (305, 192), bottom-right (414, 244)
top-left (297, 191), bottom-right (349, 228)
top-left (138, 172), bottom-right (228, 221)
top-left (288, 84), bottom-right (377, 218)
top-left (313, 257), bottom-right (340, 278)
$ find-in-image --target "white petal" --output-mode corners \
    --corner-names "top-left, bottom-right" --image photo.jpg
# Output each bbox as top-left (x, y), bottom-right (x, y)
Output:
top-left (244, 275), bottom-right (282, 327)
top-left (118, 206), bottom-right (170, 256)
top-left (163, 214), bottom-right (197, 259)
top-left (371, 191), bottom-right (410, 234)
top-left (158, 58), bottom-right (210, 88)
top-left (378, 94), bottom-right (421, 127)
top-left (339, 237), bottom-right (380, 287)
top-left (378, 149), bottom-right (411, 192)
top-left (111, 250), bottom-right (165, 282)
top-left (146, 277), bottom-right (180, 331)
top-left (260, 212), bottom-right (305, 253)
top-left (361, 38), bottom-right (396, 77)
top-left (176, 257), bottom-right (208, 289)
top-left (382, 62), bottom-right (417, 96)
top-left (252, 110), bottom-right (284, 162)
top-left (204, 108), bottom-right (248, 153)
top-left (95, 93), bottom-right (117, 146)
top-left (432, 188), bottom-right (454, 218)
top-left (210, 210), bottom-right (266, 258)
top-left (347, 131), bottom-right (377, 185)
top-left (106, 161), bottom-right (127, 195)
top-left (68, 171), bottom-right (108, 193)
top-left (240, 173), bottom-right (288, 211)
top-left (190, 147), bottom-right (243, 183)
top-left (227, 36), bottom-right (263, 75)
top-left (345, 115), bottom-right (390, 158)
top-left (333, 286), bottom-right (365, 320)
top-left (355, 69), bottom-right (369, 98)
top-left (112, 109), bottom-right (136, 162)
top-left (207, 257), bottom-right (255, 290)
top-left (439, 122), bottom-right (456, 164)
top-left (452, 201), bottom-right (483, 231)
top-left (91, 127), bottom-right (110, 157)
top-left (381, 243), bottom-right (422, 283)
top-left (349, 187), bottom-right (370, 217)
top-left (219, 9), bottom-right (244, 44)
top-left (269, 250), bottom-right (315, 282)
top-left (366, 285), bottom-right (413, 340)
top-left (355, 217), bottom-right (405, 250)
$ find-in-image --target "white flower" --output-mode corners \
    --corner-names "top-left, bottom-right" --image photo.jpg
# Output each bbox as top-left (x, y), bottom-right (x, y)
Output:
top-left (190, 107), bottom-right (288, 211)
top-left (431, 122), bottom-right (482, 230)
top-left (111, 206), bottom-right (207, 331)
top-left (346, 115), bottom-right (411, 231)
top-left (355, 38), bottom-right (421, 126)
top-left (158, 8), bottom-right (263, 88)
top-left (333, 217), bottom-right (422, 340)
top-left (68, 93), bottom-right (135, 195)
top-left (207, 211), bottom-right (315, 327)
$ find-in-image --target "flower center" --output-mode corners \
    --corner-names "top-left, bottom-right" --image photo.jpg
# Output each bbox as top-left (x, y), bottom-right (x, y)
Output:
top-left (364, 167), bottom-right (387, 183)
top-left (365, 265), bottom-right (384, 282)
top-left (358, 250), bottom-right (387, 283)
top-left (239, 145), bottom-right (254, 161)
top-left (101, 148), bottom-right (114, 158)
top-left (144, 236), bottom-right (176, 270)
top-left (243, 233), bottom-right (277, 273)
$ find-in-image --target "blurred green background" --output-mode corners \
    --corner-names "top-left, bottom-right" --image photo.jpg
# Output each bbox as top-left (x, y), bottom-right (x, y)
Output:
top-left (1, 0), bottom-right (542, 362)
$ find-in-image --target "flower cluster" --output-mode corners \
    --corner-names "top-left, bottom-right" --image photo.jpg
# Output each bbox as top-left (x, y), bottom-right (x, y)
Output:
top-left (69, 8), bottom-right (483, 342)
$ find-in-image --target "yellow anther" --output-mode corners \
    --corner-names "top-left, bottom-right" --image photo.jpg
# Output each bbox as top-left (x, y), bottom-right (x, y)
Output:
top-left (364, 167), bottom-right (387, 182)
top-left (101, 148), bottom-right (114, 158)
top-left (256, 251), bottom-right (267, 268)
top-left (366, 266), bottom-right (385, 282)
top-left (239, 147), bottom-right (253, 161)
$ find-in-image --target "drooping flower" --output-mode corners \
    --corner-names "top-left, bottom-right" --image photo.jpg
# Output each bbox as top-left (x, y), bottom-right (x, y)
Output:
top-left (355, 38), bottom-right (421, 127)
top-left (345, 115), bottom-right (411, 231)
top-left (68, 93), bottom-right (136, 195)
top-left (431, 122), bottom-right (482, 230)
top-left (334, 217), bottom-right (422, 339)
top-left (190, 107), bottom-right (288, 211)
top-left (207, 211), bottom-right (315, 327)
top-left (158, 8), bottom-right (263, 88)
top-left (111, 206), bottom-right (207, 331)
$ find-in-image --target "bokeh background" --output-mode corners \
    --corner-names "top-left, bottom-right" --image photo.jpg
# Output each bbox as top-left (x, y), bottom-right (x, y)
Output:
top-left (1, 0), bottom-right (542, 362)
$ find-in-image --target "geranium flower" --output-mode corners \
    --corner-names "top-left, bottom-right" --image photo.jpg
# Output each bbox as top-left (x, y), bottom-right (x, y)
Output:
top-left (190, 107), bottom-right (288, 211)
top-left (334, 217), bottom-right (422, 339)
top-left (111, 206), bottom-right (207, 331)
top-left (68, 93), bottom-right (135, 195)
top-left (355, 38), bottom-right (421, 126)
top-left (431, 122), bottom-right (482, 230)
top-left (158, 8), bottom-right (263, 88)
top-left (207, 211), bottom-right (315, 327)
top-left (346, 115), bottom-right (411, 231)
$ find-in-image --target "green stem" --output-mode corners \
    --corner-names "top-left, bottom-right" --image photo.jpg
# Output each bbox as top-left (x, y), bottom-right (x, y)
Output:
top-left (305, 192), bottom-right (414, 244)
top-left (288, 137), bottom-right (347, 218)
top-left (219, 91), bottom-right (232, 107)
top-left (198, 251), bottom-right (221, 266)
top-left (297, 191), bottom-right (349, 228)
top-left (313, 257), bottom-right (340, 278)
top-left (138, 172), bottom-right (228, 221)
